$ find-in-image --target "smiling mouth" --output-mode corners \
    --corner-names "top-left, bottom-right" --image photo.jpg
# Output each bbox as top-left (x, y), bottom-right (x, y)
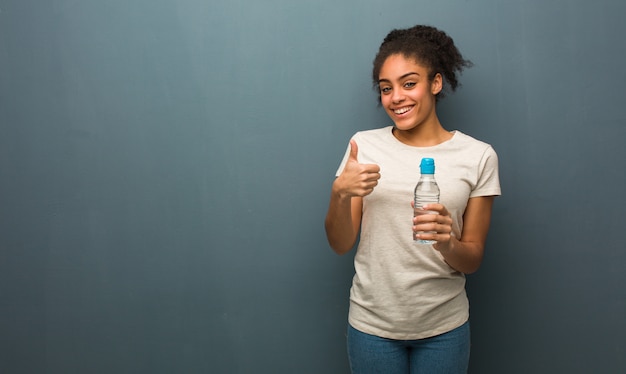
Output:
top-left (393, 106), bottom-right (413, 115)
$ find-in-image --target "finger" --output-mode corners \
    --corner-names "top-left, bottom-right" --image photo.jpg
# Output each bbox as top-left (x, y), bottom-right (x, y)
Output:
top-left (414, 221), bottom-right (453, 236)
top-left (348, 139), bottom-right (359, 162)
top-left (363, 163), bottom-right (381, 174)
top-left (422, 203), bottom-right (448, 216)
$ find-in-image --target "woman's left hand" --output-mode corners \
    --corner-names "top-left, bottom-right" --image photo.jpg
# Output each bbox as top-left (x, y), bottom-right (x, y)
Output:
top-left (412, 202), bottom-right (455, 252)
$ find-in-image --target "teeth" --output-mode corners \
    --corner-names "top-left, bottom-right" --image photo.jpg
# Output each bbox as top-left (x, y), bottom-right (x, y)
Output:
top-left (394, 106), bottom-right (412, 114)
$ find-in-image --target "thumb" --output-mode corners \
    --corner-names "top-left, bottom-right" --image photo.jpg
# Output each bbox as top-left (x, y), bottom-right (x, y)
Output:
top-left (348, 139), bottom-right (359, 162)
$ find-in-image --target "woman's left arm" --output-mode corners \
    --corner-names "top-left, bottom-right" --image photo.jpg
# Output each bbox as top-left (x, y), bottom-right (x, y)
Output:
top-left (414, 196), bottom-right (495, 274)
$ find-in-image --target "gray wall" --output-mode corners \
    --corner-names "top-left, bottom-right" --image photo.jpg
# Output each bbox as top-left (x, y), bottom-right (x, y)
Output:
top-left (1, 0), bottom-right (624, 373)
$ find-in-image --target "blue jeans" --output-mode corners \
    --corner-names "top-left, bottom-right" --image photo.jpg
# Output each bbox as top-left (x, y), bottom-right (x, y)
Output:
top-left (347, 321), bottom-right (470, 374)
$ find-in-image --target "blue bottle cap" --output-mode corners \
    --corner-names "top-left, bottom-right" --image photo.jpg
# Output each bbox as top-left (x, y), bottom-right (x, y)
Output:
top-left (420, 158), bottom-right (435, 174)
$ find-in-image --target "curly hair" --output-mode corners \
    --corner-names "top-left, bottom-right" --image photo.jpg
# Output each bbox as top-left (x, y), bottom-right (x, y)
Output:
top-left (372, 25), bottom-right (472, 101)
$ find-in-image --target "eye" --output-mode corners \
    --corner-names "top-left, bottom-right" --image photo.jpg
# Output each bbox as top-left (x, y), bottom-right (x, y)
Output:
top-left (380, 86), bottom-right (392, 94)
top-left (404, 82), bottom-right (416, 89)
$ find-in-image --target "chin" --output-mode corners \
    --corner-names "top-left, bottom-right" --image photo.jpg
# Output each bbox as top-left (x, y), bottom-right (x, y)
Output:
top-left (393, 121), bottom-right (419, 131)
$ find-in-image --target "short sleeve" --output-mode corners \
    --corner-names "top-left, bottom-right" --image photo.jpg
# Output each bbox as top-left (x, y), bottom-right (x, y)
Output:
top-left (470, 146), bottom-right (501, 198)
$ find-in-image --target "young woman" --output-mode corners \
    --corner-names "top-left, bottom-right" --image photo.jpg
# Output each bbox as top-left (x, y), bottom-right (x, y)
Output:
top-left (325, 25), bottom-right (501, 373)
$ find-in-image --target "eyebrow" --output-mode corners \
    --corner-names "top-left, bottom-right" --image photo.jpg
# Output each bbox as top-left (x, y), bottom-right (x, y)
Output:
top-left (378, 72), bottom-right (420, 84)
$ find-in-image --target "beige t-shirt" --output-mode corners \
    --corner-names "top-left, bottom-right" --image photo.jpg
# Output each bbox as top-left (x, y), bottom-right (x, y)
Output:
top-left (336, 127), bottom-right (501, 340)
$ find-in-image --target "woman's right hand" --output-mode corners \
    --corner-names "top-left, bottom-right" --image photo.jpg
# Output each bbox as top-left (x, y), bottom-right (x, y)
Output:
top-left (333, 139), bottom-right (381, 198)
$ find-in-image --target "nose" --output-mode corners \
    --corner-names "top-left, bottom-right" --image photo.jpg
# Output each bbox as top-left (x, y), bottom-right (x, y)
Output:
top-left (391, 88), bottom-right (405, 104)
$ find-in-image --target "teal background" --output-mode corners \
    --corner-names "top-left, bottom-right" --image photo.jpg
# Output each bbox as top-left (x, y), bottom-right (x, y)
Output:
top-left (1, 1), bottom-right (625, 373)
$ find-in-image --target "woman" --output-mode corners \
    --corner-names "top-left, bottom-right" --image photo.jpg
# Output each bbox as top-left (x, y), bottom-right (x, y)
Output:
top-left (324, 25), bottom-right (501, 373)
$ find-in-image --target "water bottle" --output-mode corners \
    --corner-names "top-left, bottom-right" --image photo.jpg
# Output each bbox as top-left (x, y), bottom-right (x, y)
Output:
top-left (414, 158), bottom-right (440, 244)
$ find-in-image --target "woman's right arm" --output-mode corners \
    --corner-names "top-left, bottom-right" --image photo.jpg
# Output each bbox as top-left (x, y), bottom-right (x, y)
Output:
top-left (324, 140), bottom-right (380, 255)
top-left (325, 190), bottom-right (363, 255)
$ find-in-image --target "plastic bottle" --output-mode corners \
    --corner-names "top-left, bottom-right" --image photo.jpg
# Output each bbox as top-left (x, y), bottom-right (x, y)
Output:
top-left (413, 158), bottom-right (440, 244)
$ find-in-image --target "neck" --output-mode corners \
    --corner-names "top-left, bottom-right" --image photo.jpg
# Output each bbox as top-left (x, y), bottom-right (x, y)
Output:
top-left (392, 119), bottom-right (453, 147)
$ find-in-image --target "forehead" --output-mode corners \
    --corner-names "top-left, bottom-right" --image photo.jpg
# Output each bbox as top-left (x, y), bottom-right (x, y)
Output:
top-left (379, 54), bottom-right (429, 79)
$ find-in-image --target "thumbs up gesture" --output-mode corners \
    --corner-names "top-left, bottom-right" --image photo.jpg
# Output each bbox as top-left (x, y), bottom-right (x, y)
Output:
top-left (335, 140), bottom-right (381, 198)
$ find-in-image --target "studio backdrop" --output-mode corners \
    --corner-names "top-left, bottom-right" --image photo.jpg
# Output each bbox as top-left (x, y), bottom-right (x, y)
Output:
top-left (1, 0), bottom-right (624, 373)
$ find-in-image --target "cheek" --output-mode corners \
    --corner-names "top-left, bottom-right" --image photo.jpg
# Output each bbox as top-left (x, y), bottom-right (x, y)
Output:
top-left (380, 95), bottom-right (393, 108)
top-left (411, 88), bottom-right (429, 101)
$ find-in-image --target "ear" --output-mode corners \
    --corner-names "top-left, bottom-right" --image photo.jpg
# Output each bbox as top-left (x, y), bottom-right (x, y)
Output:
top-left (431, 73), bottom-right (443, 95)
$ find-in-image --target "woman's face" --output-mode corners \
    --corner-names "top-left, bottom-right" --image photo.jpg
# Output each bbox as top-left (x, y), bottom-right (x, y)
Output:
top-left (378, 54), bottom-right (442, 131)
